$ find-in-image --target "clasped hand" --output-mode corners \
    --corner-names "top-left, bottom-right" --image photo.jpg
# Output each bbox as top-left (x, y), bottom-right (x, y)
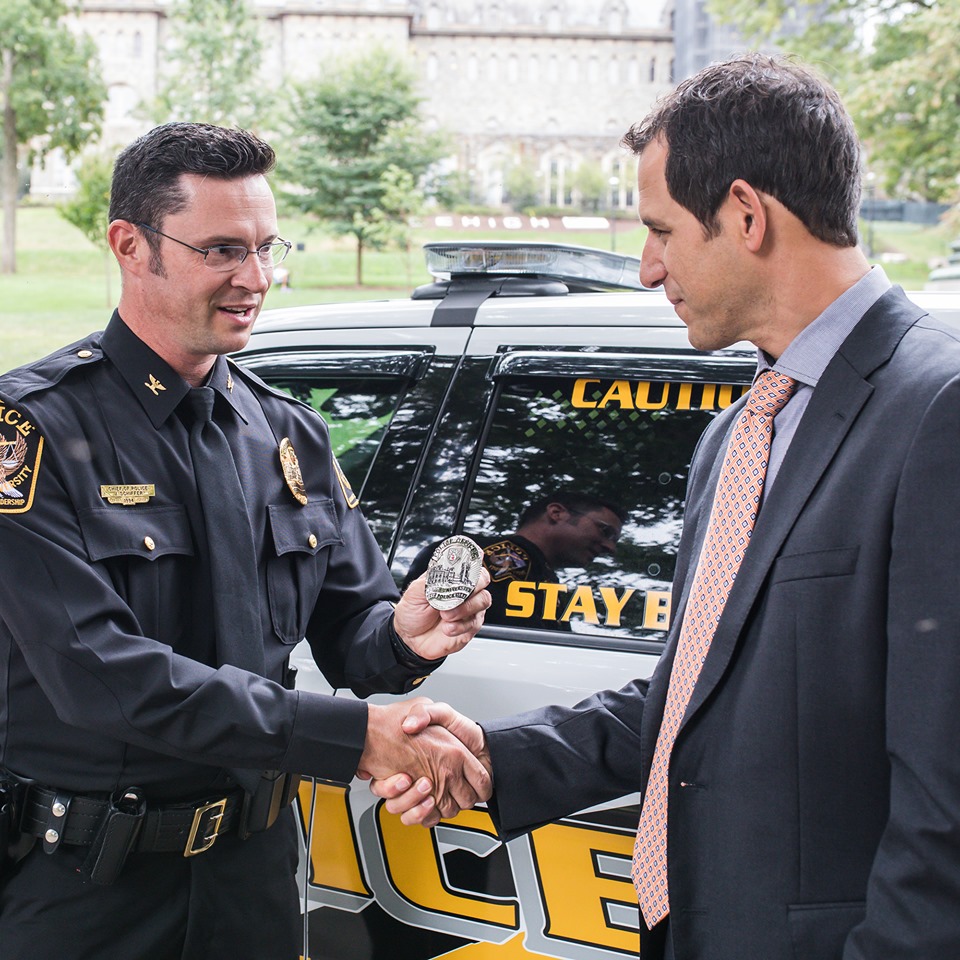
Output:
top-left (360, 700), bottom-right (491, 828)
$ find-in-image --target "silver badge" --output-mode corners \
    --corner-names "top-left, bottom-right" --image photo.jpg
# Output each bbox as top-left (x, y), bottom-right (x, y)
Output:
top-left (424, 535), bottom-right (484, 611)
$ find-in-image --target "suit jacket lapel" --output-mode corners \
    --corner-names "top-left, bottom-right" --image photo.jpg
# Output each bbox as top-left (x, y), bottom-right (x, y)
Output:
top-left (674, 288), bottom-right (926, 735)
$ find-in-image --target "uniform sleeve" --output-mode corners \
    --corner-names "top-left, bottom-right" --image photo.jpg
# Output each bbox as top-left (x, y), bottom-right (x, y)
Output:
top-left (0, 394), bottom-right (367, 784)
top-left (846, 374), bottom-right (960, 957)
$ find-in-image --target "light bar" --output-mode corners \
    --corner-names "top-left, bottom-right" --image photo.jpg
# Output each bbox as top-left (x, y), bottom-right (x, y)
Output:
top-left (423, 241), bottom-right (647, 292)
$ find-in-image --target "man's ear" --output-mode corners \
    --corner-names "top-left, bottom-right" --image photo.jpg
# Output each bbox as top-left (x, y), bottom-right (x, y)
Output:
top-left (727, 180), bottom-right (767, 253)
top-left (108, 220), bottom-right (149, 274)
top-left (545, 502), bottom-right (568, 524)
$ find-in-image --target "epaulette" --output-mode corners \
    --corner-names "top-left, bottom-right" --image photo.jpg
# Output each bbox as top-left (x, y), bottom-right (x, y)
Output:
top-left (0, 333), bottom-right (105, 402)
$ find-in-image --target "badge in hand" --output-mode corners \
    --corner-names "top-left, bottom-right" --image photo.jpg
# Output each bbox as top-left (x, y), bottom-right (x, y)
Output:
top-left (424, 535), bottom-right (484, 611)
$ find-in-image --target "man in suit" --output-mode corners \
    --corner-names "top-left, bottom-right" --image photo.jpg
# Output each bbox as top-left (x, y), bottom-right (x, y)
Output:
top-left (372, 53), bottom-right (960, 959)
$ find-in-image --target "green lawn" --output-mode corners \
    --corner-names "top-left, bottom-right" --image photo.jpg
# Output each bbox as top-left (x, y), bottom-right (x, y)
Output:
top-left (1, 204), bottom-right (953, 375)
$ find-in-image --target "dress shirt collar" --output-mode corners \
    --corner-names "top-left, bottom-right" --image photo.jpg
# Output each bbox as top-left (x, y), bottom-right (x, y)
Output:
top-left (101, 311), bottom-right (250, 429)
top-left (757, 265), bottom-right (892, 386)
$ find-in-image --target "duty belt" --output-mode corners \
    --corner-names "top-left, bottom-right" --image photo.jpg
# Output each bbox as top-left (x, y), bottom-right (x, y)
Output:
top-left (21, 785), bottom-right (243, 858)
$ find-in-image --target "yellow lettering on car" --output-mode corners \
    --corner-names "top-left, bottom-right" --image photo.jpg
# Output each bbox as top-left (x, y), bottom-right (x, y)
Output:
top-left (634, 381), bottom-right (669, 410)
top-left (505, 581), bottom-right (537, 618)
top-left (597, 381), bottom-right (635, 410)
top-left (560, 585), bottom-right (599, 624)
top-left (570, 379), bottom-right (601, 409)
top-left (598, 587), bottom-right (636, 627)
top-left (298, 781), bottom-right (371, 896)
top-left (377, 806), bottom-right (519, 929)
top-left (642, 589), bottom-right (672, 630)
top-left (568, 380), bottom-right (748, 412)
top-left (529, 821), bottom-right (639, 955)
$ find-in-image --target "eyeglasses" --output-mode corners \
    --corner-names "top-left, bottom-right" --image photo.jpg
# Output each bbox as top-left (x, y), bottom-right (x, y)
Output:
top-left (135, 223), bottom-right (292, 272)
top-left (568, 509), bottom-right (622, 542)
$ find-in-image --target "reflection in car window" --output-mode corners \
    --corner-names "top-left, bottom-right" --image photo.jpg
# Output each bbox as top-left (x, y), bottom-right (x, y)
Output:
top-left (269, 379), bottom-right (405, 493)
top-left (464, 375), bottom-right (748, 641)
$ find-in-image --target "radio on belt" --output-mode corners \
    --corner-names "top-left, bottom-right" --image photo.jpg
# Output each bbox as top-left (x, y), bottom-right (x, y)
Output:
top-left (424, 536), bottom-right (484, 610)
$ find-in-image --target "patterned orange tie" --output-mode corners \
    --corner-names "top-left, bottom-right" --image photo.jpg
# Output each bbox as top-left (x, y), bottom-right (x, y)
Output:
top-left (632, 370), bottom-right (797, 929)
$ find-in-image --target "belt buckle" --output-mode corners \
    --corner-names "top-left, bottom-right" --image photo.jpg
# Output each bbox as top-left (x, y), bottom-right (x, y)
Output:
top-left (184, 798), bottom-right (227, 858)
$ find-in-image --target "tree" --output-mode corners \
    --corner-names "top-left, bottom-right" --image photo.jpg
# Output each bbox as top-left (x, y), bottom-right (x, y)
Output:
top-left (504, 160), bottom-right (542, 211)
top-left (571, 163), bottom-right (608, 213)
top-left (58, 152), bottom-right (113, 305)
top-left (0, 0), bottom-right (105, 273)
top-left (706, 0), bottom-right (960, 204)
top-left (151, 0), bottom-right (268, 130)
top-left (279, 49), bottom-right (446, 285)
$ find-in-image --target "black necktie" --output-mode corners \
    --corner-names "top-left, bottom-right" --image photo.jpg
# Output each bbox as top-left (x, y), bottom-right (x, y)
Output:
top-left (186, 386), bottom-right (265, 677)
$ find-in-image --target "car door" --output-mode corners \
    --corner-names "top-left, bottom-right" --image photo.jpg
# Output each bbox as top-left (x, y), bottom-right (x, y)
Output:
top-left (277, 312), bottom-right (754, 960)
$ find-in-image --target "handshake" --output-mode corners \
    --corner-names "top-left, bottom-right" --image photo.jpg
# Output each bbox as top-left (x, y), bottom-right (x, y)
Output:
top-left (358, 699), bottom-right (492, 829)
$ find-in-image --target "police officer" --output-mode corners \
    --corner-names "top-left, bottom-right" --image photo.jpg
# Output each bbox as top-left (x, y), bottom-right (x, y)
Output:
top-left (0, 123), bottom-right (489, 960)
top-left (404, 492), bottom-right (625, 629)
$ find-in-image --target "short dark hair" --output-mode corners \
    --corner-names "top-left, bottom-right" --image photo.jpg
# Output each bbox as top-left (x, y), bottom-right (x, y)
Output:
top-left (518, 491), bottom-right (629, 527)
top-left (622, 54), bottom-right (862, 247)
top-left (108, 122), bottom-right (276, 262)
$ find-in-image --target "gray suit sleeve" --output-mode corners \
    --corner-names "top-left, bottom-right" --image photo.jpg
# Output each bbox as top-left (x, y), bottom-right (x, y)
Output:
top-left (481, 679), bottom-right (649, 839)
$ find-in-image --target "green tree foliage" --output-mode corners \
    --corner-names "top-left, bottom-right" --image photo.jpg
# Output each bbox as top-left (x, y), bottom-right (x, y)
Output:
top-left (58, 152), bottom-right (113, 304)
top-left (852, 2), bottom-right (960, 201)
top-left (504, 160), bottom-right (542, 211)
top-left (151, 0), bottom-right (268, 130)
top-left (571, 163), bottom-right (608, 212)
top-left (0, 0), bottom-right (105, 273)
top-left (706, 0), bottom-right (960, 203)
top-left (279, 49), bottom-right (446, 285)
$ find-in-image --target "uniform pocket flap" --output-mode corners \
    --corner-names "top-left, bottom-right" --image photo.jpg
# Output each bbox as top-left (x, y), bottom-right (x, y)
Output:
top-left (772, 545), bottom-right (859, 584)
top-left (78, 504), bottom-right (194, 562)
top-left (268, 500), bottom-right (342, 557)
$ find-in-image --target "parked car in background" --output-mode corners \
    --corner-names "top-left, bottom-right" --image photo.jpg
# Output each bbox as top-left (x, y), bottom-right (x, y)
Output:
top-left (235, 242), bottom-right (960, 960)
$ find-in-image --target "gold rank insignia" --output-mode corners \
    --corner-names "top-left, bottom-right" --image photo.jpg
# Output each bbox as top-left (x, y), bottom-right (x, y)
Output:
top-left (144, 374), bottom-right (166, 396)
top-left (279, 437), bottom-right (308, 505)
top-left (226, 371), bottom-right (234, 393)
top-left (0, 405), bottom-right (44, 514)
top-left (333, 456), bottom-right (359, 509)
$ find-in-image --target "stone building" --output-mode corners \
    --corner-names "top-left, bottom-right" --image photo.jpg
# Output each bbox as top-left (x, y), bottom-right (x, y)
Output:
top-left (39, 0), bottom-right (674, 208)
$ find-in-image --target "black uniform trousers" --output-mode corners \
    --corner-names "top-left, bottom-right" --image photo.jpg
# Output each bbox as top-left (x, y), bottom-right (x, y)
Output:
top-left (0, 807), bottom-right (300, 960)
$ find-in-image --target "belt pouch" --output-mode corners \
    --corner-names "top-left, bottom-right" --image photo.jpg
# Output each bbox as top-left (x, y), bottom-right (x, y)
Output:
top-left (81, 788), bottom-right (146, 885)
top-left (238, 770), bottom-right (300, 840)
top-left (1, 772), bottom-right (34, 878)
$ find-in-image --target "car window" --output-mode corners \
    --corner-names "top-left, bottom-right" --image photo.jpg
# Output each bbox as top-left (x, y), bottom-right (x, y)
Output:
top-left (269, 377), bottom-right (406, 494)
top-left (458, 369), bottom-right (749, 641)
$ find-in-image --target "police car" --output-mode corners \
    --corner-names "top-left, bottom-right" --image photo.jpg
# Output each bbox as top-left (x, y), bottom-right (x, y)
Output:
top-left (235, 243), bottom-right (960, 960)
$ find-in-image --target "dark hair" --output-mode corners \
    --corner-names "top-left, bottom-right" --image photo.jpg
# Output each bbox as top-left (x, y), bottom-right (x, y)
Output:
top-left (108, 122), bottom-right (276, 263)
top-left (518, 491), bottom-right (629, 527)
top-left (622, 54), bottom-right (862, 247)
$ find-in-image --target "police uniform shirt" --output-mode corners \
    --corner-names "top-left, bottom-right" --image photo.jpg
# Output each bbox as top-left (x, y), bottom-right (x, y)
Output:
top-left (0, 312), bottom-right (439, 798)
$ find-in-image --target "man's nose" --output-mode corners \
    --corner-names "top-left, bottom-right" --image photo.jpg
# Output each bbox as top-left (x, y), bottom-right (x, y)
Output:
top-left (232, 253), bottom-right (271, 291)
top-left (639, 240), bottom-right (665, 289)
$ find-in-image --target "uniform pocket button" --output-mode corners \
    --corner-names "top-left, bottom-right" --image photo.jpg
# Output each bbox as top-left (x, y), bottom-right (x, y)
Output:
top-left (144, 536), bottom-right (156, 551)
top-left (307, 534), bottom-right (318, 549)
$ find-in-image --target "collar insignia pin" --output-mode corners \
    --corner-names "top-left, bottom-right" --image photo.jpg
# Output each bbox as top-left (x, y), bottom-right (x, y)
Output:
top-left (279, 438), bottom-right (308, 505)
top-left (226, 372), bottom-right (234, 393)
top-left (145, 374), bottom-right (166, 396)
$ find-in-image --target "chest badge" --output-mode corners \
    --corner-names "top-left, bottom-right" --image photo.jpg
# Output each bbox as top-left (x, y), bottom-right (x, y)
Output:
top-left (0, 408), bottom-right (44, 514)
top-left (279, 437), bottom-right (308, 505)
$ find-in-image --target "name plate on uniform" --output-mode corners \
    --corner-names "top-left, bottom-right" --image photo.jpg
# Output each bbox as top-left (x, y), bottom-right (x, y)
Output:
top-left (100, 484), bottom-right (156, 506)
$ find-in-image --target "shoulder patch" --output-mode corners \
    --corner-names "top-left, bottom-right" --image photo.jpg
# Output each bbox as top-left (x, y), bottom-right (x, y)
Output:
top-left (333, 456), bottom-right (359, 509)
top-left (483, 539), bottom-right (531, 582)
top-left (0, 403), bottom-right (44, 513)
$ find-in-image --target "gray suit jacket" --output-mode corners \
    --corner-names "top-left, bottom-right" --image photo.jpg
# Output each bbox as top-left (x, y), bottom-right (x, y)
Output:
top-left (484, 287), bottom-right (960, 960)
